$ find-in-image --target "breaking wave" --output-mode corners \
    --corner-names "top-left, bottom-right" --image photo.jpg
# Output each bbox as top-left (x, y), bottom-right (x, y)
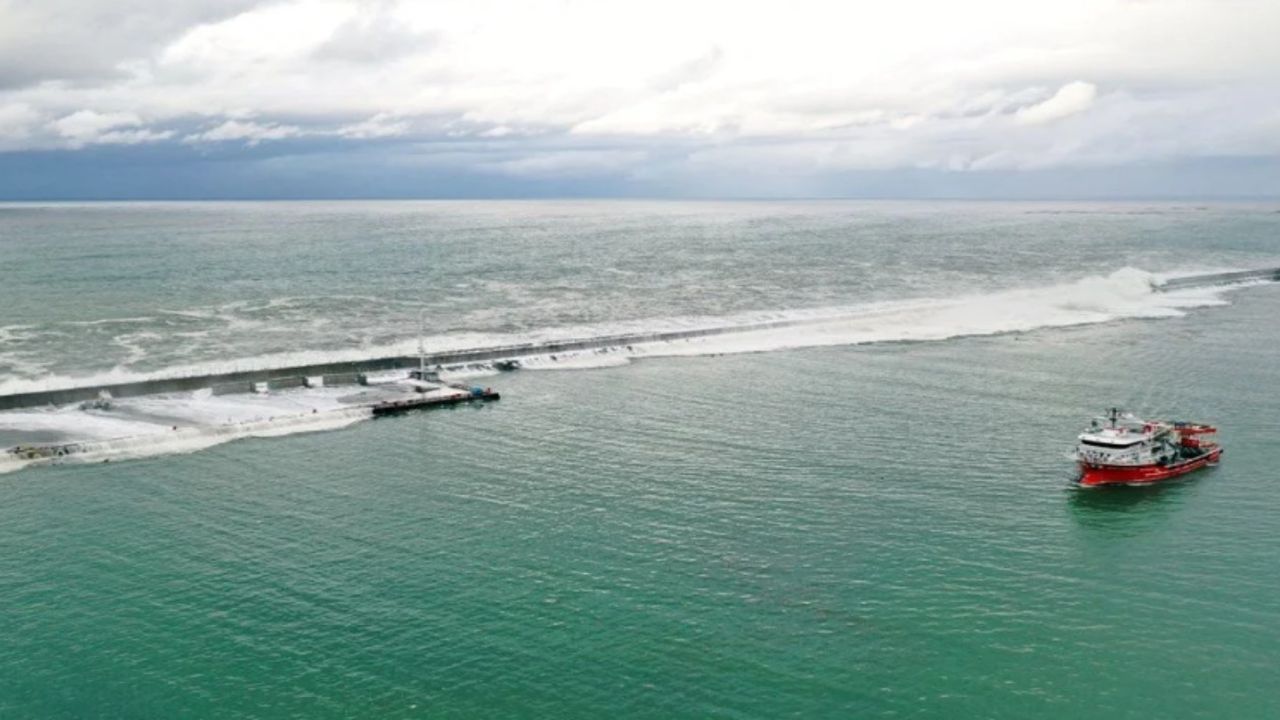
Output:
top-left (0, 267), bottom-right (1241, 398)
top-left (0, 392), bottom-right (373, 471)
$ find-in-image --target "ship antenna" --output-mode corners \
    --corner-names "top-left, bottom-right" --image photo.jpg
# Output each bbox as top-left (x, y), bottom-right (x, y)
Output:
top-left (418, 308), bottom-right (427, 376)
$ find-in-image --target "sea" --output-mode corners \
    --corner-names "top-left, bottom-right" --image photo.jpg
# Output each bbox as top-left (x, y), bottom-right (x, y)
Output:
top-left (1, 200), bottom-right (1278, 718)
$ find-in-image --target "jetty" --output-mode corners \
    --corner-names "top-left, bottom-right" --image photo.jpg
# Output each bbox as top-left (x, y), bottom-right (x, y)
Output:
top-left (0, 323), bottom-right (792, 411)
top-left (1154, 267), bottom-right (1280, 292)
top-left (372, 387), bottom-right (501, 416)
top-left (0, 265), bottom-right (1276, 414)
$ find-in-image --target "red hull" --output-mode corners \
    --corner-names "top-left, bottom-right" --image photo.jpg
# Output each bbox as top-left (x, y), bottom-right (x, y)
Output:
top-left (1078, 448), bottom-right (1223, 486)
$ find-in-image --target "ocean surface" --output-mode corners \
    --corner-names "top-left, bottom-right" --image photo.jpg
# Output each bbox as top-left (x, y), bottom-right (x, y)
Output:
top-left (1, 200), bottom-right (1279, 717)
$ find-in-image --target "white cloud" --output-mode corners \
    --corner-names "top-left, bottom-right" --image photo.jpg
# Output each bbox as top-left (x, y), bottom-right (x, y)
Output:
top-left (94, 128), bottom-right (176, 145)
top-left (485, 150), bottom-right (649, 177)
top-left (53, 110), bottom-right (142, 139)
top-left (50, 110), bottom-right (174, 147)
top-left (160, 1), bottom-right (352, 69)
top-left (0, 103), bottom-right (41, 141)
top-left (1015, 81), bottom-right (1098, 125)
top-left (0, 0), bottom-right (1277, 184)
top-left (337, 113), bottom-right (409, 139)
top-left (313, 7), bottom-right (435, 63)
top-left (185, 119), bottom-right (302, 145)
top-left (649, 46), bottom-right (724, 92)
top-left (0, 0), bottom-right (260, 88)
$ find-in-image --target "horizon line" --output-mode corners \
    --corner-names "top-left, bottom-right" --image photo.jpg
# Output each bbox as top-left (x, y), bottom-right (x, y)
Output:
top-left (3, 195), bottom-right (1279, 203)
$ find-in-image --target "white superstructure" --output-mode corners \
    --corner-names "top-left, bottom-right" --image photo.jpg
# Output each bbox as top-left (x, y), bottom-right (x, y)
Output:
top-left (1076, 409), bottom-right (1178, 467)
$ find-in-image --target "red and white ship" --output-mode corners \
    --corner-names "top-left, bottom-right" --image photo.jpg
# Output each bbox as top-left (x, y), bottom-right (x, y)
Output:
top-left (1076, 409), bottom-right (1222, 486)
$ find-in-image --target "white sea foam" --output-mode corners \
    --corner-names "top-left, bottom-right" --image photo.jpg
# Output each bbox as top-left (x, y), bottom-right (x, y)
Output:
top-left (0, 267), bottom-right (1249, 398)
top-left (0, 385), bottom-right (381, 473)
top-left (631, 268), bottom-right (1231, 358)
top-left (0, 406), bottom-right (371, 474)
top-left (0, 405), bottom-right (164, 441)
top-left (436, 366), bottom-right (503, 381)
top-left (518, 349), bottom-right (634, 371)
top-left (64, 316), bottom-right (157, 326)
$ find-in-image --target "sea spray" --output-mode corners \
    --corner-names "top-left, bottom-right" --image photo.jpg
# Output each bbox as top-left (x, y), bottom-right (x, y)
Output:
top-left (0, 406), bottom-right (372, 474)
top-left (0, 267), bottom-right (1246, 398)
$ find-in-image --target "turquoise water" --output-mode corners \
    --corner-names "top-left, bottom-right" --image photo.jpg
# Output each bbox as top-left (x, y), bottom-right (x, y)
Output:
top-left (1, 202), bottom-right (1279, 717)
top-left (1, 200), bottom-right (1278, 385)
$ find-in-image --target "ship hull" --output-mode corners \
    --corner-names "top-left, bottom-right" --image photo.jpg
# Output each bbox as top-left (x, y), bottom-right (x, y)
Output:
top-left (1078, 447), bottom-right (1223, 486)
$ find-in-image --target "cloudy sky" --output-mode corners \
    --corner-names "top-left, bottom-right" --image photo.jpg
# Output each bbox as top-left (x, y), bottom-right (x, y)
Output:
top-left (1, 0), bottom-right (1279, 198)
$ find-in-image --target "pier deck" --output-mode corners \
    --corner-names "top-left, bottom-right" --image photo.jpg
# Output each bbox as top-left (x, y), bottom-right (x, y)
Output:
top-left (372, 388), bottom-right (501, 416)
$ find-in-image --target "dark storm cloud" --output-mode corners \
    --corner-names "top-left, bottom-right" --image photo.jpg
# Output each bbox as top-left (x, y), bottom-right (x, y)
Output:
top-left (0, 137), bottom-right (639, 199)
top-left (2, 129), bottom-right (1277, 201)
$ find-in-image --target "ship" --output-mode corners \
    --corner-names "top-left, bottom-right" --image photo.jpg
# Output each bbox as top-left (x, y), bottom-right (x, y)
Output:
top-left (1075, 408), bottom-right (1222, 486)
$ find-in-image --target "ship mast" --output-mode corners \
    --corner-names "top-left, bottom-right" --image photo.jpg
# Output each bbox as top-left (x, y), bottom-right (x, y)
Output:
top-left (418, 308), bottom-right (427, 377)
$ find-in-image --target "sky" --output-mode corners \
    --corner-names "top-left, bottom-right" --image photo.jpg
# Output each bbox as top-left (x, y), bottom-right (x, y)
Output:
top-left (1, 0), bottom-right (1279, 199)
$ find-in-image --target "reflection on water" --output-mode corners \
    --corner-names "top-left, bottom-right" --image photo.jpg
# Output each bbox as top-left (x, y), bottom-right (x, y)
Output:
top-left (1065, 473), bottom-right (1212, 534)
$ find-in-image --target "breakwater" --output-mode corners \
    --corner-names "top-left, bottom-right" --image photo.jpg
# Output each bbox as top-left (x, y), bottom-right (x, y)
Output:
top-left (0, 323), bottom-right (793, 411)
top-left (1155, 267), bottom-right (1280, 291)
top-left (2, 266), bottom-right (1276, 411)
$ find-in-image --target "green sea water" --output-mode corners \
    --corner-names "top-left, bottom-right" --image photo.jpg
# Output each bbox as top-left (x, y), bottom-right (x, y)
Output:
top-left (1, 201), bottom-right (1279, 718)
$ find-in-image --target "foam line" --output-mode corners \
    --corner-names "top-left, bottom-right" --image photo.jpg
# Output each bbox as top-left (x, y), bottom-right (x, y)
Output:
top-left (1, 406), bottom-right (372, 474)
top-left (0, 266), bottom-right (1273, 409)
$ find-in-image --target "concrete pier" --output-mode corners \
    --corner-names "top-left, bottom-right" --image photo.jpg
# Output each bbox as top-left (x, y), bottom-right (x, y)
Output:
top-left (1155, 267), bottom-right (1280, 291)
top-left (372, 388), bottom-right (500, 415)
top-left (0, 323), bottom-right (798, 411)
